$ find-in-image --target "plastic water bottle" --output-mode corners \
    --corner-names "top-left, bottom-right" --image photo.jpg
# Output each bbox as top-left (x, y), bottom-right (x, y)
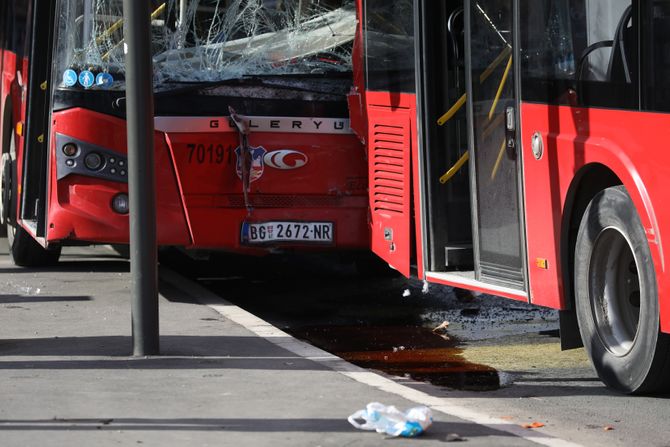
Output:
top-left (348, 402), bottom-right (433, 437)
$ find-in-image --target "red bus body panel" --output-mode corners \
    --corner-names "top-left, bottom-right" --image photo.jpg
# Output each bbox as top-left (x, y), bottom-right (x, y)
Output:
top-left (48, 109), bottom-right (190, 245)
top-left (163, 126), bottom-right (368, 250)
top-left (47, 108), bottom-right (369, 253)
top-left (365, 91), bottom-right (417, 277)
top-left (352, 0), bottom-right (423, 278)
top-left (520, 102), bottom-right (670, 333)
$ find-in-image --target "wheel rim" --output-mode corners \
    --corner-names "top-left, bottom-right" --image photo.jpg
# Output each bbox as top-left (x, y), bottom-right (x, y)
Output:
top-left (589, 227), bottom-right (641, 357)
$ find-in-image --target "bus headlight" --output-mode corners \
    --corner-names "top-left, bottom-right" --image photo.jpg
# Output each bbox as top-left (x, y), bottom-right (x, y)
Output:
top-left (111, 193), bottom-right (129, 214)
top-left (62, 143), bottom-right (78, 157)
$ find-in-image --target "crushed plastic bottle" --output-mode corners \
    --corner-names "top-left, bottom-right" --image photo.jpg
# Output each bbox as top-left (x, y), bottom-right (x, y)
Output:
top-left (348, 402), bottom-right (433, 437)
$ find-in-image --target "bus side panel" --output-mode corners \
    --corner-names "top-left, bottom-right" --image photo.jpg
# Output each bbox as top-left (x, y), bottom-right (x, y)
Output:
top-left (47, 109), bottom-right (190, 245)
top-left (520, 103), bottom-right (670, 333)
top-left (366, 92), bottom-right (414, 277)
top-left (519, 102), bottom-right (565, 310)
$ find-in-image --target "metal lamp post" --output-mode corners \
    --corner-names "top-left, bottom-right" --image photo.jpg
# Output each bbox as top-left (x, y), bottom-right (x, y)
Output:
top-left (123, 0), bottom-right (159, 356)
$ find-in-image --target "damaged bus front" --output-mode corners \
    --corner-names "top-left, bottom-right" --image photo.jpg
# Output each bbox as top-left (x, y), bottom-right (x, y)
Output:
top-left (6, 0), bottom-right (369, 264)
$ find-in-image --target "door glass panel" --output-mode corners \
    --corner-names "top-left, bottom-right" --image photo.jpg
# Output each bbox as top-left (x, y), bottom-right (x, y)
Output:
top-left (469, 0), bottom-right (524, 288)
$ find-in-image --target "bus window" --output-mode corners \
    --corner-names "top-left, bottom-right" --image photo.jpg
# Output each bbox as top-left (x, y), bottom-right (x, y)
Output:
top-left (642, 1), bottom-right (670, 112)
top-left (520, 0), bottom-right (639, 110)
top-left (363, 0), bottom-right (414, 93)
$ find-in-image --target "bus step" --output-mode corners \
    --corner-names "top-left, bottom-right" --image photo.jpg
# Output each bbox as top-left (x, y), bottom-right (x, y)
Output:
top-left (445, 244), bottom-right (473, 269)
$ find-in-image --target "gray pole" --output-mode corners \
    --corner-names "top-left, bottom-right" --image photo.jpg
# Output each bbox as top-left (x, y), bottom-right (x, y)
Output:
top-left (123, 0), bottom-right (159, 356)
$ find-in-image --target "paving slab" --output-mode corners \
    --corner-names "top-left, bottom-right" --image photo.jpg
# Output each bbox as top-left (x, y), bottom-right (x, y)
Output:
top-left (0, 242), bottom-right (559, 446)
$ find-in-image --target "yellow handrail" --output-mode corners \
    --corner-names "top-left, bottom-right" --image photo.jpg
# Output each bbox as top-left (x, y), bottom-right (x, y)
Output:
top-left (482, 112), bottom-right (504, 140)
top-left (480, 46), bottom-right (512, 84)
top-left (490, 138), bottom-right (507, 180)
top-left (95, 18), bottom-right (125, 46)
top-left (438, 45), bottom-right (514, 185)
top-left (101, 3), bottom-right (166, 61)
top-left (439, 151), bottom-right (470, 184)
top-left (437, 93), bottom-right (467, 126)
top-left (488, 55), bottom-right (512, 120)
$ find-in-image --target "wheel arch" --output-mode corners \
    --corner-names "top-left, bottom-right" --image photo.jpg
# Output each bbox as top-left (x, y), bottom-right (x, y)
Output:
top-left (558, 164), bottom-right (621, 347)
top-left (560, 159), bottom-right (670, 345)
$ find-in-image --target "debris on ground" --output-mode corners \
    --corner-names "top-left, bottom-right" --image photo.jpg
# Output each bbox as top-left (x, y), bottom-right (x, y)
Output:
top-left (446, 433), bottom-right (466, 442)
top-left (431, 321), bottom-right (451, 341)
top-left (521, 422), bottom-right (546, 429)
top-left (432, 321), bottom-right (450, 332)
top-left (422, 281), bottom-right (431, 294)
top-left (348, 402), bottom-right (433, 437)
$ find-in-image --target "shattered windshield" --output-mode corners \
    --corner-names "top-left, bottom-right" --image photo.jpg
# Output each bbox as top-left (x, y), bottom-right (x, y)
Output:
top-left (54, 0), bottom-right (355, 91)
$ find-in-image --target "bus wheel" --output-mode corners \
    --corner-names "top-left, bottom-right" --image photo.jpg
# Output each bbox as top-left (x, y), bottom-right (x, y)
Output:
top-left (574, 186), bottom-right (670, 393)
top-left (2, 151), bottom-right (60, 267)
top-left (7, 224), bottom-right (61, 267)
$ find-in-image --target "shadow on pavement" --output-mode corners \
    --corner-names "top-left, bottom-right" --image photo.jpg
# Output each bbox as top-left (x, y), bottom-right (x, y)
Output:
top-left (0, 418), bottom-right (518, 441)
top-left (0, 335), bottom-right (328, 372)
top-left (0, 295), bottom-right (91, 304)
top-left (0, 260), bottom-right (129, 274)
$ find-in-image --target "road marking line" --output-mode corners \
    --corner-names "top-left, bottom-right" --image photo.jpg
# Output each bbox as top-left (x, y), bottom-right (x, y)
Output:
top-left (160, 267), bottom-right (583, 447)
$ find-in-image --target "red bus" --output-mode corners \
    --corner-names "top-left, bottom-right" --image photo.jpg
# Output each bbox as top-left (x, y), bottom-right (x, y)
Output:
top-left (355, 0), bottom-right (670, 393)
top-left (0, 0), bottom-right (368, 266)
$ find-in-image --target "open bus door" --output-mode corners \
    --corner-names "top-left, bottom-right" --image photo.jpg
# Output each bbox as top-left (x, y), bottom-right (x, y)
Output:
top-left (360, 0), bottom-right (527, 283)
top-left (409, 0), bottom-right (529, 298)
top-left (464, 0), bottom-right (527, 290)
top-left (21, 0), bottom-right (57, 240)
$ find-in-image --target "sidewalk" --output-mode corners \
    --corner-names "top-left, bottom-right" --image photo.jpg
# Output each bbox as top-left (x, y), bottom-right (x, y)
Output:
top-left (0, 243), bottom-right (549, 446)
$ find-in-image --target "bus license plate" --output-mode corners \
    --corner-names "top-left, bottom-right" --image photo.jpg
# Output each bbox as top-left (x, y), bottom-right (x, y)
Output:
top-left (241, 222), bottom-right (334, 244)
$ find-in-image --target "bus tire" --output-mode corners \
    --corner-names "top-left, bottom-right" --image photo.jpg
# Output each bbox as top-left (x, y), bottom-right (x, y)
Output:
top-left (574, 186), bottom-right (670, 394)
top-left (7, 223), bottom-right (61, 267)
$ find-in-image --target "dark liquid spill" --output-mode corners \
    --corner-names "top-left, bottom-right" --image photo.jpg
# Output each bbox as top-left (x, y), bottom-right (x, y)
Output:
top-left (291, 325), bottom-right (501, 391)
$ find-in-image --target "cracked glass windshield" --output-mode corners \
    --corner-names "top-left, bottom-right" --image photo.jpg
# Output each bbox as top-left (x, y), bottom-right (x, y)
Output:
top-left (54, 0), bottom-right (355, 91)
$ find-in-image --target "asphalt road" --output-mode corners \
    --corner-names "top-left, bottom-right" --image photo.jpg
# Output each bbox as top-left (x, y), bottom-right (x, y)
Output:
top-left (160, 249), bottom-right (670, 447)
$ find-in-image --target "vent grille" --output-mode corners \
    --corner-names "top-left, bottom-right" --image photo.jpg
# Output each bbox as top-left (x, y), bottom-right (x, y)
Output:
top-left (371, 123), bottom-right (406, 214)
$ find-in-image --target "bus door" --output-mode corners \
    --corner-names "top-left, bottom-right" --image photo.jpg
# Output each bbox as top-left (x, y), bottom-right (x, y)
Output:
top-left (22, 0), bottom-right (57, 239)
top-left (466, 0), bottom-right (527, 290)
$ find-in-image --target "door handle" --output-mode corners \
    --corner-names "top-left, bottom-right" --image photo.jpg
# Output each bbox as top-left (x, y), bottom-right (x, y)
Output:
top-left (505, 106), bottom-right (517, 159)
